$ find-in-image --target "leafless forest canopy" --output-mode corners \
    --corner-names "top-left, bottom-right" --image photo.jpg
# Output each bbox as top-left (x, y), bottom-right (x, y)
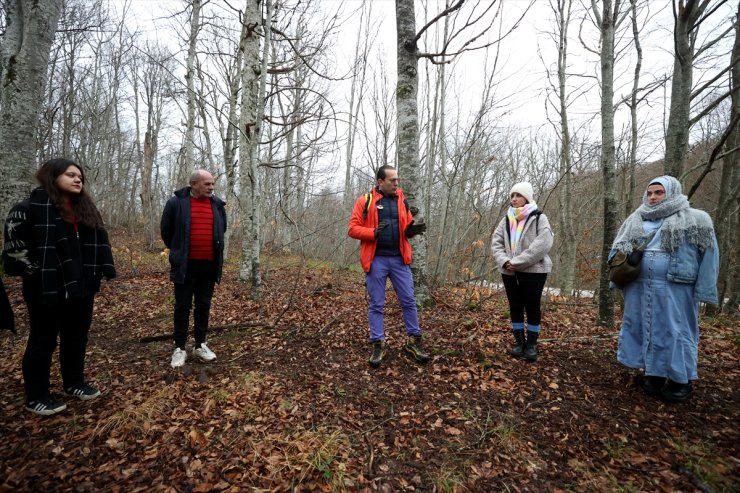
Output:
top-left (0, 0), bottom-right (737, 314)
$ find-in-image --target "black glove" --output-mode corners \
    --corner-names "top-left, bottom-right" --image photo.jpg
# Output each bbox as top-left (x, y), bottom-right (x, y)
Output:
top-left (374, 221), bottom-right (389, 238)
top-left (405, 220), bottom-right (427, 238)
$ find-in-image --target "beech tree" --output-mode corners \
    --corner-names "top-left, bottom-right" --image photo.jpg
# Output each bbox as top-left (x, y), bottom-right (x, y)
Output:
top-left (183, 0), bottom-right (203, 181)
top-left (395, 0), bottom-right (519, 305)
top-left (590, 0), bottom-right (631, 327)
top-left (716, 2), bottom-right (739, 314)
top-left (0, 0), bottom-right (63, 220)
top-left (546, 0), bottom-right (578, 296)
top-left (664, 0), bottom-right (735, 177)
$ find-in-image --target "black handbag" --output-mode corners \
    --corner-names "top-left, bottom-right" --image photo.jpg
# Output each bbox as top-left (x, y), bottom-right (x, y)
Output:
top-left (608, 232), bottom-right (656, 286)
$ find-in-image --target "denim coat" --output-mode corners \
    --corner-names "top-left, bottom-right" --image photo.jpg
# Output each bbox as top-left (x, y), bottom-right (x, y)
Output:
top-left (609, 228), bottom-right (719, 304)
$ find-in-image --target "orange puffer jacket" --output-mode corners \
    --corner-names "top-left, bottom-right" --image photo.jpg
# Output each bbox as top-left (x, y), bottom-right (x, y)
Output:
top-left (347, 187), bottom-right (414, 272)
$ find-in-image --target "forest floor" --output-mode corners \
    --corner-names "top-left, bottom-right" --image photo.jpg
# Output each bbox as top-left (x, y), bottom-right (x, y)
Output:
top-left (0, 234), bottom-right (738, 493)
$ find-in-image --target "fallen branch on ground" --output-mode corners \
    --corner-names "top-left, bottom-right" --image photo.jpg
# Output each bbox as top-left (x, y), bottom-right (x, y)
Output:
top-left (139, 321), bottom-right (275, 343)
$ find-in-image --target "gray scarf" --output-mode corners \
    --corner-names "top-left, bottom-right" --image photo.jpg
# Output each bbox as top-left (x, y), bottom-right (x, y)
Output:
top-left (611, 176), bottom-right (715, 254)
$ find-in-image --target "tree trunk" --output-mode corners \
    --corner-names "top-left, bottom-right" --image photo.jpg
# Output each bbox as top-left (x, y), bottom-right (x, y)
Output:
top-left (663, 0), bottom-right (707, 178)
top-left (625, 0), bottom-right (642, 218)
top-left (238, 1), bottom-right (261, 282)
top-left (0, 0), bottom-right (63, 221)
top-left (184, 0), bottom-right (202, 176)
top-left (396, 0), bottom-right (430, 306)
top-left (717, 3), bottom-right (740, 315)
top-left (596, 0), bottom-right (619, 327)
top-left (555, 0), bottom-right (577, 296)
top-left (238, 0), bottom-right (267, 301)
top-left (342, 4), bottom-right (372, 265)
top-left (222, 19), bottom-right (248, 261)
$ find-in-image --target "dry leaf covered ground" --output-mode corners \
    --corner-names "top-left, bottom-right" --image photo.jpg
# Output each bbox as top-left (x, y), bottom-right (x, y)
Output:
top-left (0, 240), bottom-right (738, 492)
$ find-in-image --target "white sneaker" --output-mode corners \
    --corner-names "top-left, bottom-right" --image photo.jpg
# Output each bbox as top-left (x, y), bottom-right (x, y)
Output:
top-left (193, 343), bottom-right (216, 362)
top-left (171, 347), bottom-right (187, 368)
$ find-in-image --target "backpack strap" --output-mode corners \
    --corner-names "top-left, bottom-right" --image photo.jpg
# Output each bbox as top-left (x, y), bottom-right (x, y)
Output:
top-left (364, 192), bottom-right (410, 220)
top-left (507, 210), bottom-right (542, 240)
top-left (362, 192), bottom-right (372, 219)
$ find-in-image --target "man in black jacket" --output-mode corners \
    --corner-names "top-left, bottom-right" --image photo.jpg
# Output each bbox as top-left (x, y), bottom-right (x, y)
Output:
top-left (161, 170), bottom-right (226, 368)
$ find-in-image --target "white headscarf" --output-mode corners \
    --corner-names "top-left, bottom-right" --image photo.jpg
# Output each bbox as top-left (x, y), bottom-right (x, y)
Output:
top-left (611, 176), bottom-right (715, 254)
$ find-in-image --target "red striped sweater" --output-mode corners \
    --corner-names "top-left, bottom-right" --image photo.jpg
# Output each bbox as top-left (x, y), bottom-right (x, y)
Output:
top-left (189, 197), bottom-right (214, 260)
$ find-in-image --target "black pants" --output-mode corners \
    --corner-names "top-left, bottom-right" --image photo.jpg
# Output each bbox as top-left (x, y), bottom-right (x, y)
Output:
top-left (502, 272), bottom-right (548, 326)
top-left (22, 280), bottom-right (95, 402)
top-left (173, 259), bottom-right (216, 349)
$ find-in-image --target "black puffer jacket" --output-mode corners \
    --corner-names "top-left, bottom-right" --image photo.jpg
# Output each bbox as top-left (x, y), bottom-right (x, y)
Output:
top-left (160, 187), bottom-right (227, 284)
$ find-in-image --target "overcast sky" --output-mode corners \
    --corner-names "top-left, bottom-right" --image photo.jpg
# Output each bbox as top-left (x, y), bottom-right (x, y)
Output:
top-left (116, 0), bottom-right (735, 169)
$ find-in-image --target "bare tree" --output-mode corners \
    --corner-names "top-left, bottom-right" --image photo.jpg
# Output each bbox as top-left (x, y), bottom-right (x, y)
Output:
top-left (716, 2), bottom-right (740, 314)
top-left (546, 0), bottom-right (578, 296)
top-left (0, 0), bottom-right (63, 220)
top-left (138, 44), bottom-right (176, 250)
top-left (395, 0), bottom-right (521, 305)
top-left (183, 0), bottom-right (202, 180)
top-left (238, 0), bottom-right (270, 300)
top-left (664, 0), bottom-right (735, 177)
top-left (590, 0), bottom-right (631, 327)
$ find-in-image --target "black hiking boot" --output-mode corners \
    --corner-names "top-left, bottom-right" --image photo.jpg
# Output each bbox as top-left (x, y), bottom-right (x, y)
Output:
top-left (524, 331), bottom-right (539, 362)
top-left (661, 380), bottom-right (692, 403)
top-left (404, 335), bottom-right (430, 364)
top-left (511, 330), bottom-right (526, 358)
top-left (368, 340), bottom-right (387, 368)
top-left (641, 376), bottom-right (666, 397)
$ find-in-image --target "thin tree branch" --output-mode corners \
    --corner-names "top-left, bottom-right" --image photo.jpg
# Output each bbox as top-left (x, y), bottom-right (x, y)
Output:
top-left (686, 113), bottom-right (740, 199)
top-left (413, 0), bottom-right (465, 44)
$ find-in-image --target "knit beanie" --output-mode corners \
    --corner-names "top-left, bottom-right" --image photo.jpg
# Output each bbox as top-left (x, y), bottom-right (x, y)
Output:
top-left (510, 182), bottom-right (535, 204)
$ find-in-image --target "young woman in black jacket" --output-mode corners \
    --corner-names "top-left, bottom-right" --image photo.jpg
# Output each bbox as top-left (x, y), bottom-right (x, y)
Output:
top-left (3, 158), bottom-right (115, 416)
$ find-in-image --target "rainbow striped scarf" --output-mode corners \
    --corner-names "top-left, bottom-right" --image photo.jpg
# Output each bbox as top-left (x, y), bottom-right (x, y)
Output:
top-left (507, 204), bottom-right (538, 254)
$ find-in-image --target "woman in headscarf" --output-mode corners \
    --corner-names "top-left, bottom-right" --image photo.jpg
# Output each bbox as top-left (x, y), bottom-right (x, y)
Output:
top-left (491, 182), bottom-right (554, 362)
top-left (610, 176), bottom-right (719, 403)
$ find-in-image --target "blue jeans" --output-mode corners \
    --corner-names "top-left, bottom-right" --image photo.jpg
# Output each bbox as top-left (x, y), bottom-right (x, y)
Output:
top-left (365, 255), bottom-right (421, 342)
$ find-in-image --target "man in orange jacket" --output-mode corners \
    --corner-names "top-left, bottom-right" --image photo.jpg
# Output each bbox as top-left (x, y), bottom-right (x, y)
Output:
top-left (348, 165), bottom-right (430, 368)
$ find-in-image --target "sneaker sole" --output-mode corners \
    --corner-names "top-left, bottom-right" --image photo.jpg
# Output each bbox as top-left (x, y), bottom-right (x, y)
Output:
top-left (26, 404), bottom-right (67, 416)
top-left (403, 348), bottom-right (430, 364)
top-left (64, 391), bottom-right (101, 401)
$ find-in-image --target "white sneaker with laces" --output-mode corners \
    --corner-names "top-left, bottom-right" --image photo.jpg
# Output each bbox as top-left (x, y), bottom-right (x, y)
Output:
top-left (171, 347), bottom-right (187, 368)
top-left (193, 343), bottom-right (216, 362)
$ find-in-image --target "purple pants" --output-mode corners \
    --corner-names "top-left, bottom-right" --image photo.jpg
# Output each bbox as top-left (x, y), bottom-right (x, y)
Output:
top-left (366, 255), bottom-right (421, 342)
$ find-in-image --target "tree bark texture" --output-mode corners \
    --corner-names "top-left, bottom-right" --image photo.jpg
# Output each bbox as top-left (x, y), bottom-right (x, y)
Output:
top-left (184, 0), bottom-right (202, 177)
top-left (717, 3), bottom-right (740, 314)
top-left (555, 0), bottom-right (577, 296)
top-left (396, 0), bottom-right (430, 306)
top-left (625, 0), bottom-right (642, 218)
top-left (663, 0), bottom-right (707, 178)
top-left (596, 0), bottom-right (619, 327)
top-left (238, 0), bottom-right (262, 286)
top-left (0, 0), bottom-right (63, 221)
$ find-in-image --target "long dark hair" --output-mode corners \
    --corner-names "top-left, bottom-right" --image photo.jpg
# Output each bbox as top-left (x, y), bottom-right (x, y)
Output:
top-left (35, 158), bottom-right (104, 228)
